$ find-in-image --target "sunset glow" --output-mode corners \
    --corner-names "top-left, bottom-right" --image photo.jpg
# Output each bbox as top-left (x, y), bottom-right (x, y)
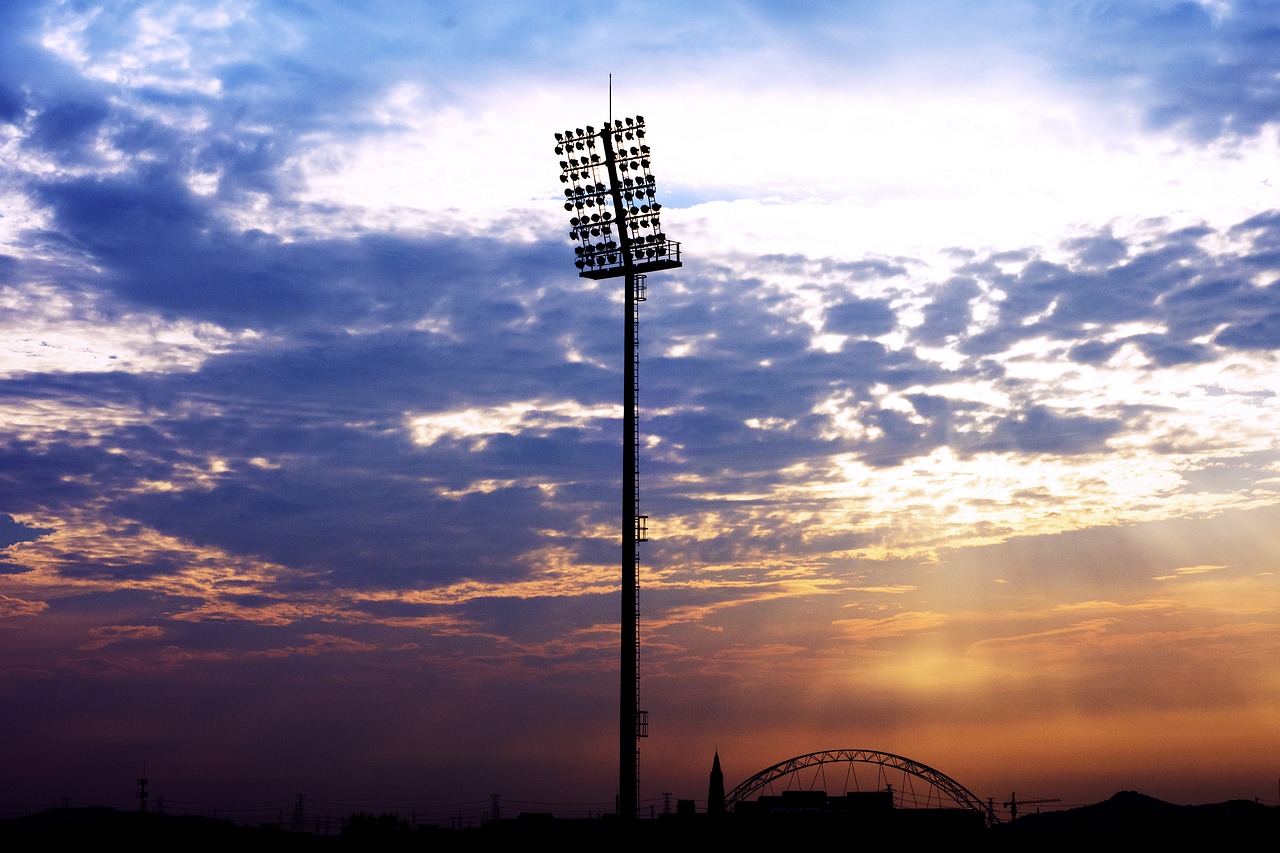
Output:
top-left (2, 0), bottom-right (1280, 823)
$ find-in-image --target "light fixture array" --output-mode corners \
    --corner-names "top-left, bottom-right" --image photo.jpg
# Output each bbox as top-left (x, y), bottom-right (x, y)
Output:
top-left (555, 116), bottom-right (680, 278)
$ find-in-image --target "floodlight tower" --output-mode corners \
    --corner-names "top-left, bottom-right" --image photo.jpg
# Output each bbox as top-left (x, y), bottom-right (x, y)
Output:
top-left (553, 116), bottom-right (682, 820)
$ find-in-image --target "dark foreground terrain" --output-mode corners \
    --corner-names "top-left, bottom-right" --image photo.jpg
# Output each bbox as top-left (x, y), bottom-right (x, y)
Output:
top-left (2, 791), bottom-right (1276, 849)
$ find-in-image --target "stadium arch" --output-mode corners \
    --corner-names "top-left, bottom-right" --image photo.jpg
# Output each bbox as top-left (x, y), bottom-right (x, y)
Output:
top-left (724, 749), bottom-right (998, 827)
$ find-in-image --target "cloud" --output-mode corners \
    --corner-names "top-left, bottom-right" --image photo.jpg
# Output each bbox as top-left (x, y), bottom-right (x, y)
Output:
top-left (80, 623), bottom-right (165, 649)
top-left (0, 593), bottom-right (46, 617)
top-left (0, 513), bottom-right (54, 551)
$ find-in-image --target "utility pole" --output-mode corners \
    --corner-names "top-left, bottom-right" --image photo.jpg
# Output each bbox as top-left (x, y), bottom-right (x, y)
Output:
top-left (553, 115), bottom-right (682, 819)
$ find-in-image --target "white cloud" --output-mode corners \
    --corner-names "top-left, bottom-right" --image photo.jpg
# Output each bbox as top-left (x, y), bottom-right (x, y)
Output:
top-left (406, 399), bottom-right (620, 448)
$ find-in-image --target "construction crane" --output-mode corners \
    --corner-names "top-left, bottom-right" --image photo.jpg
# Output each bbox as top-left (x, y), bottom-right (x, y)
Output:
top-left (1004, 792), bottom-right (1061, 821)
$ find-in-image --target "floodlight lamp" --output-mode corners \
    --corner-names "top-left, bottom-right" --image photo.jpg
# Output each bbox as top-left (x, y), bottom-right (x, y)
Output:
top-left (635, 115), bottom-right (644, 124)
top-left (564, 202), bottom-right (573, 211)
top-left (576, 128), bottom-right (584, 136)
top-left (555, 132), bottom-right (564, 141)
top-left (615, 119), bottom-right (623, 129)
top-left (636, 129), bottom-right (645, 138)
top-left (586, 125), bottom-right (595, 134)
top-left (626, 117), bottom-right (634, 126)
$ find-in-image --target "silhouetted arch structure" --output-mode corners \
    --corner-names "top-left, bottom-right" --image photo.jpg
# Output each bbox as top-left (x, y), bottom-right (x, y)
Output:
top-left (725, 749), bottom-right (998, 826)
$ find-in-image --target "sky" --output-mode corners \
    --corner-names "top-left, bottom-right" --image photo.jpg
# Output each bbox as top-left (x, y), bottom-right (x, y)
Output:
top-left (2, 0), bottom-right (1280, 825)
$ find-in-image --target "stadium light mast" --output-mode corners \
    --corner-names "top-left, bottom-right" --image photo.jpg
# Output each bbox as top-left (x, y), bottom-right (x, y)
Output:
top-left (553, 115), bottom-right (682, 820)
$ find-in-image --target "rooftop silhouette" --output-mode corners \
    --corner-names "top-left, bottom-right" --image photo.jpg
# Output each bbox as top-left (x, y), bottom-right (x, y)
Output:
top-left (3, 791), bottom-right (1277, 849)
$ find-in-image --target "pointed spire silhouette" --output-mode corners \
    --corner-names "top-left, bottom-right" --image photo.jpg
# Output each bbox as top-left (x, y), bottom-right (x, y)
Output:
top-left (708, 750), bottom-right (725, 815)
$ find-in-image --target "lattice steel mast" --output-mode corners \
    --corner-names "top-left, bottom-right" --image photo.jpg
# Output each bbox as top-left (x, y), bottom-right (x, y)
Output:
top-left (553, 116), bottom-right (681, 819)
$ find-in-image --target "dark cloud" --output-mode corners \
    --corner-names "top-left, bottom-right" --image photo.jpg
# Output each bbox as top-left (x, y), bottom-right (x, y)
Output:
top-left (1125, 333), bottom-right (1216, 367)
top-left (0, 513), bottom-right (53, 551)
top-left (1212, 293), bottom-right (1280, 349)
top-left (822, 296), bottom-right (897, 337)
top-left (1062, 230), bottom-right (1129, 268)
top-left (115, 473), bottom-right (569, 588)
top-left (914, 276), bottom-right (982, 346)
top-left (0, 332), bottom-right (626, 590)
top-left (30, 162), bottom-right (575, 334)
top-left (6, 198), bottom-right (1275, 593)
top-left (30, 99), bottom-right (110, 159)
top-left (56, 556), bottom-right (187, 582)
top-left (974, 404), bottom-right (1123, 455)
top-left (0, 433), bottom-right (152, 513)
top-left (1067, 339), bottom-right (1123, 365)
top-left (938, 217), bottom-right (1280, 365)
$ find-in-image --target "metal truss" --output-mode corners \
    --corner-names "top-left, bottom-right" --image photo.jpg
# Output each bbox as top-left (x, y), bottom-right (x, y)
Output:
top-left (724, 748), bottom-right (998, 827)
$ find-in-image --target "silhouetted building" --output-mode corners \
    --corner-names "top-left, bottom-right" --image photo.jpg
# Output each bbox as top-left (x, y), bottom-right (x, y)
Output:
top-left (707, 751), bottom-right (725, 815)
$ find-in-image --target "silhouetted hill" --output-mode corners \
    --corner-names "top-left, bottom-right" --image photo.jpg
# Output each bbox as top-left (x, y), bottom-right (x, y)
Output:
top-left (987, 790), bottom-right (1278, 847)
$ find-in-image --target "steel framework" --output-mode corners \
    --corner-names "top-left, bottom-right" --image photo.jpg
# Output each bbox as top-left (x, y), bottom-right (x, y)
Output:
top-left (725, 749), bottom-right (999, 827)
top-left (553, 116), bottom-right (681, 820)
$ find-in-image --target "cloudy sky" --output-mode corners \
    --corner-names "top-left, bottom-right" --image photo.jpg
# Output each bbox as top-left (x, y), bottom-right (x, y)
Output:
top-left (3, 0), bottom-right (1280, 824)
